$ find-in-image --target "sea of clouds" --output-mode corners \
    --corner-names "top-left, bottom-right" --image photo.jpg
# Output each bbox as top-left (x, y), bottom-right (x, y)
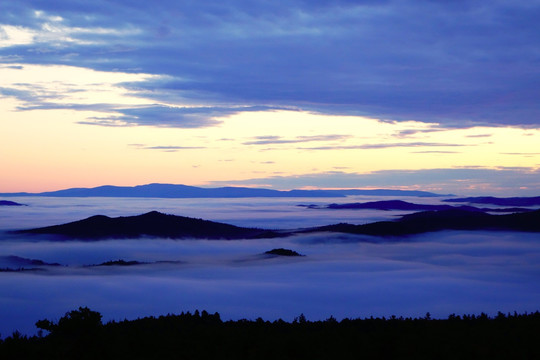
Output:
top-left (1, 197), bottom-right (539, 337)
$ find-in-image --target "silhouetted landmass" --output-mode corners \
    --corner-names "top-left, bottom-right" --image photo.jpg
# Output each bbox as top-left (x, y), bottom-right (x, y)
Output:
top-left (0, 183), bottom-right (450, 198)
top-left (0, 256), bottom-right (61, 268)
top-left (0, 200), bottom-right (25, 206)
top-left (95, 259), bottom-right (144, 266)
top-left (15, 211), bottom-right (280, 240)
top-left (13, 209), bottom-right (540, 240)
top-left (264, 248), bottom-right (304, 257)
top-left (299, 200), bottom-right (531, 212)
top-left (309, 209), bottom-right (540, 236)
top-left (336, 189), bottom-right (454, 197)
top-left (0, 267), bottom-right (45, 273)
top-left (444, 196), bottom-right (540, 206)
top-left (1, 307), bottom-right (539, 359)
top-left (81, 259), bottom-right (184, 268)
top-left (0, 256), bottom-right (61, 272)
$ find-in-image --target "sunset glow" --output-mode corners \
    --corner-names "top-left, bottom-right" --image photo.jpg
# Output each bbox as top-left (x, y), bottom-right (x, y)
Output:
top-left (1, 2), bottom-right (539, 195)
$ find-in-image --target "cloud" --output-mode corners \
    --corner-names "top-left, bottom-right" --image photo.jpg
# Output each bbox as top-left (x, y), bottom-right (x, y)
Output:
top-left (209, 167), bottom-right (540, 196)
top-left (393, 128), bottom-right (445, 138)
top-left (466, 134), bottom-right (493, 138)
top-left (1, 1), bottom-right (539, 128)
top-left (80, 105), bottom-right (283, 128)
top-left (411, 151), bottom-right (461, 154)
top-left (128, 144), bottom-right (206, 152)
top-left (79, 105), bottom-right (225, 128)
top-left (2, 71), bottom-right (284, 127)
top-left (298, 142), bottom-right (466, 151)
top-left (1, 230), bottom-right (540, 336)
top-left (243, 134), bottom-right (351, 145)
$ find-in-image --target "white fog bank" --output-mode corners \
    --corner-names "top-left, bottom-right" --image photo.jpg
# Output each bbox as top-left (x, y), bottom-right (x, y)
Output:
top-left (1, 229), bottom-right (539, 337)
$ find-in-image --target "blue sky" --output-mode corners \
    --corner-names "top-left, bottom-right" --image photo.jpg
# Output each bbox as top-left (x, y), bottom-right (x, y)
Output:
top-left (1, 1), bottom-right (539, 194)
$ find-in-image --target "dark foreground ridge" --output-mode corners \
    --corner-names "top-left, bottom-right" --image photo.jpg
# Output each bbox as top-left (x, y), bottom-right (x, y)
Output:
top-left (16, 211), bottom-right (280, 240)
top-left (1, 307), bottom-right (539, 359)
top-left (14, 209), bottom-right (540, 240)
top-left (0, 183), bottom-right (450, 198)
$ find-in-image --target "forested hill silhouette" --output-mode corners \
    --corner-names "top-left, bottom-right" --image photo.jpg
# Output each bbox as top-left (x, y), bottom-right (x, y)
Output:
top-left (301, 200), bottom-right (531, 213)
top-left (309, 209), bottom-right (540, 236)
top-left (14, 209), bottom-right (540, 240)
top-left (16, 211), bottom-right (280, 240)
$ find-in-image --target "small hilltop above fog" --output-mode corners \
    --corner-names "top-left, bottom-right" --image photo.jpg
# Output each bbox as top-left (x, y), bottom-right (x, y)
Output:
top-left (264, 248), bottom-right (304, 257)
top-left (0, 200), bottom-right (26, 206)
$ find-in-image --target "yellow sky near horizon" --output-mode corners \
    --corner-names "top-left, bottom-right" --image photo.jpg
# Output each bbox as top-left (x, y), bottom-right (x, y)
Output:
top-left (1, 64), bottom-right (539, 193)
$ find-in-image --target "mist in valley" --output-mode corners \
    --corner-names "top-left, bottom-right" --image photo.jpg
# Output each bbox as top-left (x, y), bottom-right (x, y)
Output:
top-left (1, 197), bottom-right (539, 337)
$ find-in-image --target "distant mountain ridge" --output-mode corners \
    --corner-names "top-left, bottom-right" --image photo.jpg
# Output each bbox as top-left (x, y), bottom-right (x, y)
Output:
top-left (308, 209), bottom-right (540, 236)
top-left (300, 200), bottom-right (533, 213)
top-left (444, 196), bottom-right (540, 206)
top-left (0, 183), bottom-right (450, 198)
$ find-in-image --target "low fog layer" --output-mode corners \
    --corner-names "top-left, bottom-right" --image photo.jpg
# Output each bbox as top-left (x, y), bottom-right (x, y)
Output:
top-left (0, 196), bottom-right (441, 231)
top-left (1, 230), bottom-right (539, 336)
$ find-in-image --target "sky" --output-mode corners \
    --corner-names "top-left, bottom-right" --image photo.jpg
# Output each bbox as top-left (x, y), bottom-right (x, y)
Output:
top-left (1, 0), bottom-right (540, 195)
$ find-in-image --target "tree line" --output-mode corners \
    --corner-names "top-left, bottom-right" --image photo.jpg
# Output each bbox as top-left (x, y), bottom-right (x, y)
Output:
top-left (1, 307), bottom-right (539, 359)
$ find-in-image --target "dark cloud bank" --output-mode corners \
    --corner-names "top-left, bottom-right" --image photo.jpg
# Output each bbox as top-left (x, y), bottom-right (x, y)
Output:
top-left (2, 1), bottom-right (540, 128)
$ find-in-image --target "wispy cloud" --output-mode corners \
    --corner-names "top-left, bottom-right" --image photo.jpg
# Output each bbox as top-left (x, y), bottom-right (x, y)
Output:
top-left (243, 134), bottom-right (351, 145)
top-left (81, 105), bottom-right (227, 128)
top-left (129, 144), bottom-right (205, 152)
top-left (1, 70), bottom-right (285, 127)
top-left (298, 142), bottom-right (466, 151)
top-left (393, 129), bottom-right (444, 138)
top-left (209, 167), bottom-right (540, 196)
top-left (466, 134), bottom-right (493, 138)
top-left (411, 151), bottom-right (461, 154)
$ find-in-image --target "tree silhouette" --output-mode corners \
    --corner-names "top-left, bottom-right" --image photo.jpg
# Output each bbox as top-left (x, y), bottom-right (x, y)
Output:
top-left (36, 306), bottom-right (102, 340)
